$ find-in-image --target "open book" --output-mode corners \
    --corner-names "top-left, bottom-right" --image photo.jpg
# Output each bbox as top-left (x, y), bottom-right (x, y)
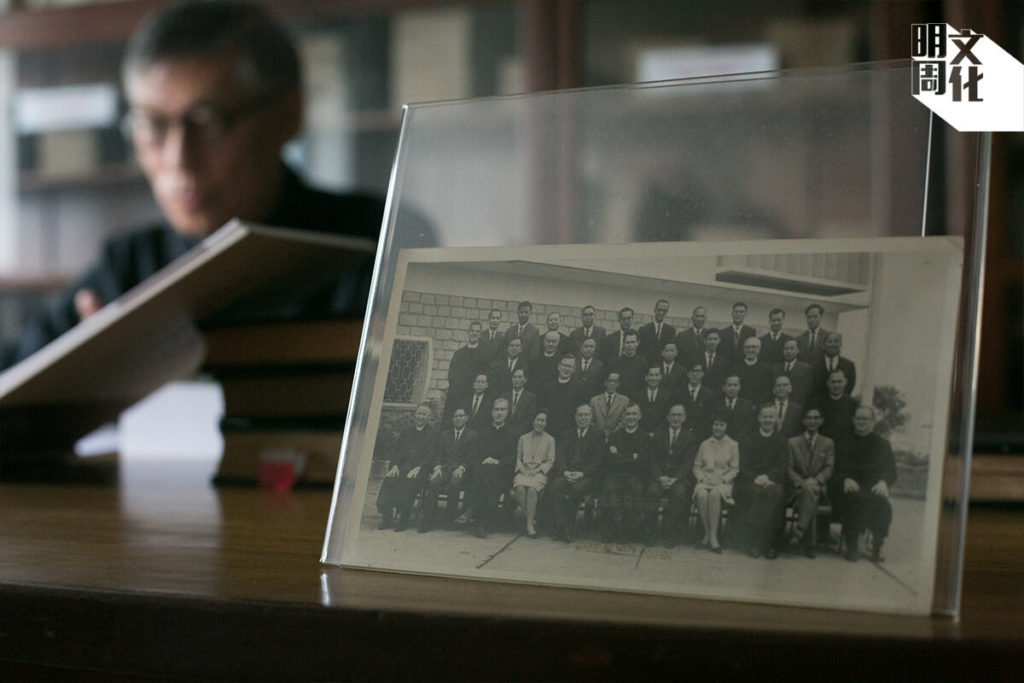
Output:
top-left (0, 220), bottom-right (374, 463)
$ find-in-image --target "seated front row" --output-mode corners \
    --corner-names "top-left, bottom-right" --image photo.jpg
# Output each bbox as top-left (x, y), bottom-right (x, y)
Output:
top-left (375, 398), bottom-right (896, 561)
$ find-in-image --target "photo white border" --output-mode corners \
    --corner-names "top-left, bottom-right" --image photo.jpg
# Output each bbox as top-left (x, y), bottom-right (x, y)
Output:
top-left (328, 236), bottom-right (963, 616)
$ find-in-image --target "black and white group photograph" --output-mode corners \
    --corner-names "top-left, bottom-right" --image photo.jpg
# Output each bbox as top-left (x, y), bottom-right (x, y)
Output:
top-left (330, 237), bottom-right (963, 614)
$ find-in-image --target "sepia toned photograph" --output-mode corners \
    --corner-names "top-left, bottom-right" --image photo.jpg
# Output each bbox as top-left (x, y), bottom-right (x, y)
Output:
top-left (329, 236), bottom-right (963, 615)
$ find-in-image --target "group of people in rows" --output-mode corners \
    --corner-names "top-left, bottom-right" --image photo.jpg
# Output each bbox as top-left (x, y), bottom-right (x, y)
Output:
top-left (376, 299), bottom-right (896, 562)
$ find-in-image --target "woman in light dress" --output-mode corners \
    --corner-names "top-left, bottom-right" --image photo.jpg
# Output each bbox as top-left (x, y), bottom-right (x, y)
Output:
top-left (692, 416), bottom-right (740, 553)
top-left (513, 410), bottom-right (556, 538)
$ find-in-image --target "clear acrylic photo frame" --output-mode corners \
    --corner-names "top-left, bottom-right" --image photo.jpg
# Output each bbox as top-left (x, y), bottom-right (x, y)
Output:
top-left (322, 60), bottom-right (988, 619)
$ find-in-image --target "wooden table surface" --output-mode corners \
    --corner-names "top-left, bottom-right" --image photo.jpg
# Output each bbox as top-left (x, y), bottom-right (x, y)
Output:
top-left (1, 456), bottom-right (1021, 680)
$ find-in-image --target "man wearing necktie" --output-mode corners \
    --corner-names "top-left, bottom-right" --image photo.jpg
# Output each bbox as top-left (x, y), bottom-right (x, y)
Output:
top-left (772, 375), bottom-right (803, 438)
top-left (673, 305), bottom-right (708, 365)
top-left (786, 407), bottom-right (834, 557)
top-left (720, 374), bottom-right (756, 441)
top-left (445, 321), bottom-right (485, 424)
top-left (721, 301), bottom-right (756, 364)
top-left (508, 300), bottom-right (540, 361)
top-left (700, 328), bottom-right (726, 391)
top-left (548, 404), bottom-right (604, 542)
top-left (601, 307), bottom-right (635, 364)
top-left (647, 404), bottom-right (698, 547)
top-left (574, 337), bottom-right (605, 400)
top-left (489, 337), bottom-right (528, 395)
top-left (657, 342), bottom-right (684, 397)
top-left (759, 307), bottom-right (793, 367)
top-left (638, 299), bottom-right (676, 365)
top-left (499, 367), bottom-right (537, 435)
top-left (681, 361), bottom-right (712, 439)
top-left (797, 303), bottom-right (831, 363)
top-left (590, 372), bottom-right (629, 437)
top-left (632, 364), bottom-right (671, 435)
top-left (773, 338), bottom-right (814, 409)
top-left (465, 373), bottom-right (492, 432)
top-left (420, 408), bottom-right (477, 532)
top-left (568, 304), bottom-right (607, 356)
top-left (480, 308), bottom-right (506, 362)
top-left (811, 332), bottom-right (857, 398)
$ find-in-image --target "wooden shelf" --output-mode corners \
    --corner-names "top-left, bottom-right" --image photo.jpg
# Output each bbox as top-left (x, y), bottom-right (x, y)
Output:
top-left (18, 162), bottom-right (146, 193)
top-left (0, 456), bottom-right (1021, 679)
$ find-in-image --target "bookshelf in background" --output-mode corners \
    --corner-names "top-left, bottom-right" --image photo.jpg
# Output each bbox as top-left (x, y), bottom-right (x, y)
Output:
top-left (0, 0), bottom-right (1018, 469)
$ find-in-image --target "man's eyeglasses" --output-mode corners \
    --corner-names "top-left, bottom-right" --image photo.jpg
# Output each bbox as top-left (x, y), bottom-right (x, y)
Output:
top-left (121, 98), bottom-right (268, 148)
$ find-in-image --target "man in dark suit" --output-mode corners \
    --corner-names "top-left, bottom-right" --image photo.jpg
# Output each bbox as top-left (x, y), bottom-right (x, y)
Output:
top-left (420, 407), bottom-right (476, 532)
top-left (543, 311), bottom-right (571, 356)
top-left (721, 301), bottom-right (757, 363)
top-left (646, 403), bottom-right (698, 547)
top-left (568, 304), bottom-right (607, 357)
top-left (835, 406), bottom-right (897, 562)
top-left (489, 337), bottom-right (528, 395)
top-left (774, 338), bottom-right (814, 409)
top-left (797, 303), bottom-right (830, 363)
top-left (479, 308), bottom-right (506, 362)
top-left (657, 341), bottom-right (685, 397)
top-left (500, 367), bottom-right (537, 435)
top-left (678, 360), bottom-right (716, 439)
top-left (771, 375), bottom-right (803, 439)
top-left (718, 374), bottom-right (756, 442)
top-left (464, 373), bottom-right (494, 432)
top-left (548, 403), bottom-right (604, 542)
top-left (786, 406), bottom-right (834, 557)
top-left (574, 337), bottom-right (605, 401)
top-left (733, 336), bottom-right (774, 405)
top-left (507, 300), bottom-right (541, 361)
top-left (608, 330), bottom-right (646, 397)
top-left (637, 299), bottom-right (676, 364)
top-left (699, 328), bottom-right (727, 391)
top-left (445, 321), bottom-right (485, 424)
top-left (466, 398), bottom-right (518, 538)
top-left (759, 307), bottom-right (793, 367)
top-left (674, 305), bottom-right (708, 365)
top-left (601, 307), bottom-right (635, 363)
top-left (377, 403), bottom-right (437, 532)
top-left (811, 332), bottom-right (857, 397)
top-left (632, 365), bottom-right (672, 436)
top-left (590, 371), bottom-right (629, 438)
top-left (813, 369), bottom-right (858, 445)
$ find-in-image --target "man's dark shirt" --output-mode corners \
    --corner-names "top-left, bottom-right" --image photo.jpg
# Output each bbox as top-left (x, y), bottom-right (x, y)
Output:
top-left (736, 430), bottom-right (789, 488)
top-left (1, 168), bottom-right (385, 369)
top-left (836, 431), bottom-right (897, 489)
